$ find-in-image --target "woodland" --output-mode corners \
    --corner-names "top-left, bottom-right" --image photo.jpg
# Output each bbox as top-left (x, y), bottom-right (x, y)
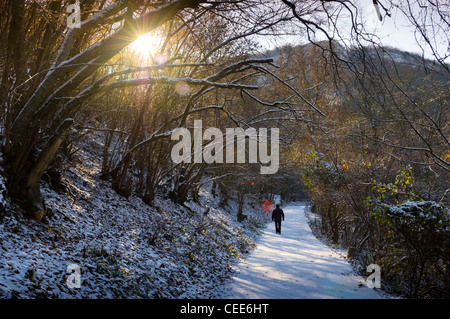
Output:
top-left (0, 0), bottom-right (449, 299)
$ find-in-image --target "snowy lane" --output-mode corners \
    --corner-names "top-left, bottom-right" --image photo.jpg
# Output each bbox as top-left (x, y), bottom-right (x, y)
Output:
top-left (221, 204), bottom-right (383, 299)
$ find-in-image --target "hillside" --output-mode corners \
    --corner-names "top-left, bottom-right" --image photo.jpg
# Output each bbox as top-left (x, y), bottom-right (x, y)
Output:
top-left (0, 131), bottom-right (269, 299)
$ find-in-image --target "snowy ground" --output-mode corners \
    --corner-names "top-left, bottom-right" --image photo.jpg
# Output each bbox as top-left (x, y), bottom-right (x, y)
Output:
top-left (219, 203), bottom-right (386, 299)
top-left (0, 129), bottom-right (390, 299)
top-left (0, 133), bottom-right (268, 299)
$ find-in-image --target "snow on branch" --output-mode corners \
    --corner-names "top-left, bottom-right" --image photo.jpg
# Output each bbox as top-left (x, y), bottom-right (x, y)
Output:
top-left (53, 0), bottom-right (128, 68)
top-left (99, 76), bottom-right (259, 91)
top-left (10, 1), bottom-right (209, 139)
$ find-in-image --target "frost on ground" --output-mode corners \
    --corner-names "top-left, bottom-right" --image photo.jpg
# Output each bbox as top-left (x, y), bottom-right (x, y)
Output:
top-left (0, 133), bottom-right (268, 299)
top-left (220, 204), bottom-right (386, 299)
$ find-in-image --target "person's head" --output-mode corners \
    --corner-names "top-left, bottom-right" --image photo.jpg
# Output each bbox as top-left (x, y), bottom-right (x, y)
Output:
top-left (276, 204), bottom-right (280, 208)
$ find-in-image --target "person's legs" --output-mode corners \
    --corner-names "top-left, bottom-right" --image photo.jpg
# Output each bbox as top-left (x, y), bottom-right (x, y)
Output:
top-left (275, 221), bottom-right (281, 234)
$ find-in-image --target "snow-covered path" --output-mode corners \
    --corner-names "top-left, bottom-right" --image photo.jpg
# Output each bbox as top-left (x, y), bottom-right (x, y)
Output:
top-left (220, 203), bottom-right (384, 299)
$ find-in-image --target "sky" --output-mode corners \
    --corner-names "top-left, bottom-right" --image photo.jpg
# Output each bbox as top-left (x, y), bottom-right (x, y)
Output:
top-left (358, 0), bottom-right (446, 60)
top-left (258, 0), bottom-right (448, 63)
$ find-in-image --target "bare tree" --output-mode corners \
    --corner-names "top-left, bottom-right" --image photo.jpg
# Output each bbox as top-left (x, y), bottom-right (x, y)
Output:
top-left (1, 0), bottom-right (211, 219)
top-left (0, 0), bottom-right (321, 219)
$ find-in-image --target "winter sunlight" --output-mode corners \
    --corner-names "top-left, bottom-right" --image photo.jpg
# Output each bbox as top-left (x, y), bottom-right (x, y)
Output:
top-left (130, 33), bottom-right (160, 64)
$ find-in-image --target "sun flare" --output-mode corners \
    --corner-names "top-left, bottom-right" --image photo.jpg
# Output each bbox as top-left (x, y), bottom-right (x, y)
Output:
top-left (130, 33), bottom-right (159, 62)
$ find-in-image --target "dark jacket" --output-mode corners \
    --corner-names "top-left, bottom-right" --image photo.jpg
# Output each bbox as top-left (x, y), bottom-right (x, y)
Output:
top-left (272, 207), bottom-right (284, 222)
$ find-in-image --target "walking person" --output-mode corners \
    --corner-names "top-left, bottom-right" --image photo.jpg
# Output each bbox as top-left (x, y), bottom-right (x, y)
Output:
top-left (272, 204), bottom-right (284, 234)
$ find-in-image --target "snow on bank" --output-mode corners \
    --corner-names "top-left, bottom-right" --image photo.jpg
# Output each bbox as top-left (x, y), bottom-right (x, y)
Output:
top-left (219, 203), bottom-right (386, 299)
top-left (0, 135), bottom-right (268, 299)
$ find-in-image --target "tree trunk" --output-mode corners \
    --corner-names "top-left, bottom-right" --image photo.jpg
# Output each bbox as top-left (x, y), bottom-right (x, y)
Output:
top-left (237, 192), bottom-right (247, 222)
top-left (13, 119), bottom-right (73, 220)
top-left (3, 0), bottom-right (207, 220)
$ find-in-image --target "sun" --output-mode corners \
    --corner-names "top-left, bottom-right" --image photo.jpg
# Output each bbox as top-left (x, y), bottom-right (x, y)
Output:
top-left (130, 33), bottom-right (159, 63)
